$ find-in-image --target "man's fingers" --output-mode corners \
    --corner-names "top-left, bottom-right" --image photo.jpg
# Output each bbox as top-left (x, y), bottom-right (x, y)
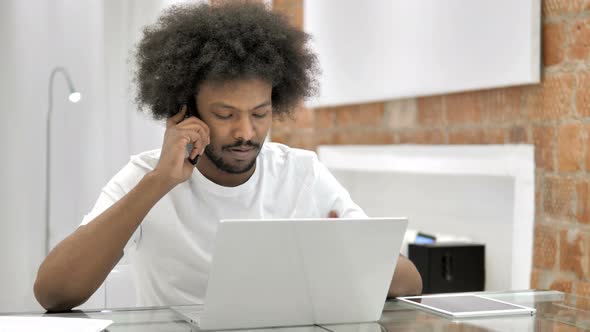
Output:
top-left (178, 116), bottom-right (211, 138)
top-left (179, 126), bottom-right (209, 147)
top-left (189, 147), bottom-right (199, 160)
top-left (328, 210), bottom-right (339, 218)
top-left (181, 130), bottom-right (207, 146)
top-left (180, 129), bottom-right (208, 163)
top-left (177, 123), bottom-right (207, 138)
top-left (189, 144), bottom-right (205, 160)
top-left (167, 105), bottom-right (187, 128)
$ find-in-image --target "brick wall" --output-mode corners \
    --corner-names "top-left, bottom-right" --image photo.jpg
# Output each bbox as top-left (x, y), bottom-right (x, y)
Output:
top-left (272, 0), bottom-right (590, 294)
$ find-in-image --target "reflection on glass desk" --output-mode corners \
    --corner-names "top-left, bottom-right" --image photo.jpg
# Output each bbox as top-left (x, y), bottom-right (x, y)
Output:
top-left (2, 290), bottom-right (590, 331)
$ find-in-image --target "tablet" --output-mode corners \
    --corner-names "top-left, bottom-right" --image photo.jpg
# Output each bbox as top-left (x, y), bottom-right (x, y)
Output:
top-left (397, 293), bottom-right (536, 318)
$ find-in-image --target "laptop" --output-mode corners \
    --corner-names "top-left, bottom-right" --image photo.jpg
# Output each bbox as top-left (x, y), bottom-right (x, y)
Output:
top-left (172, 217), bottom-right (408, 330)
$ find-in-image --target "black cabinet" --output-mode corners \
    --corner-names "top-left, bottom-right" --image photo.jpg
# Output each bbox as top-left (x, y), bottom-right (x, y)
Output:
top-left (409, 243), bottom-right (485, 294)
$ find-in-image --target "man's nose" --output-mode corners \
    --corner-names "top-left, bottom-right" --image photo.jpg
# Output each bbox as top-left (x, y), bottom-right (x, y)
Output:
top-left (233, 115), bottom-right (255, 142)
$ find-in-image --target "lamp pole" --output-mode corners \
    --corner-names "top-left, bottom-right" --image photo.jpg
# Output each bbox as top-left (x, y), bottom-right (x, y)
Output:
top-left (46, 67), bottom-right (81, 255)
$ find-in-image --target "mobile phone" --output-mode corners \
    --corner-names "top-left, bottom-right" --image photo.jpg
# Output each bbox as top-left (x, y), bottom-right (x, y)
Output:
top-left (185, 95), bottom-right (200, 119)
top-left (184, 95), bottom-right (200, 165)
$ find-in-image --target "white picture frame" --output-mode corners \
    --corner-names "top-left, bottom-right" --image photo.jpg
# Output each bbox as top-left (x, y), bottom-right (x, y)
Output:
top-left (304, 0), bottom-right (541, 107)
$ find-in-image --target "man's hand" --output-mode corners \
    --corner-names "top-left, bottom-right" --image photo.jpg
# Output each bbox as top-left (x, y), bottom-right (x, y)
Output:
top-left (328, 210), bottom-right (338, 218)
top-left (153, 105), bottom-right (210, 187)
top-left (389, 255), bottom-right (423, 297)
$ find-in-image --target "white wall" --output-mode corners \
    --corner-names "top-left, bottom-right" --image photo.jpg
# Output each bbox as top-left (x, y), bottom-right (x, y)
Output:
top-left (0, 0), bottom-right (51, 313)
top-left (0, 0), bottom-right (169, 312)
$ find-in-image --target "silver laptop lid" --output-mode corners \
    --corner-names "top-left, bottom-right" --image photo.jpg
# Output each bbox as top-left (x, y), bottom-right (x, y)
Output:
top-left (199, 217), bottom-right (408, 330)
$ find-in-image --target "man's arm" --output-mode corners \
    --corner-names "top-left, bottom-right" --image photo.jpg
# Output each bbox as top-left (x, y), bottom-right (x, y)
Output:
top-left (34, 172), bottom-right (175, 311)
top-left (388, 254), bottom-right (422, 298)
top-left (34, 107), bottom-right (209, 311)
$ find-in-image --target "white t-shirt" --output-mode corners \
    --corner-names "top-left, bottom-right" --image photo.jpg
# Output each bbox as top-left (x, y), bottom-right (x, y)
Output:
top-left (80, 142), bottom-right (367, 306)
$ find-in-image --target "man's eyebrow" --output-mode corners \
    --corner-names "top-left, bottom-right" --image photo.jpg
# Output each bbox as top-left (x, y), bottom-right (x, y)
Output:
top-left (252, 101), bottom-right (272, 110)
top-left (210, 102), bottom-right (236, 110)
top-left (209, 100), bottom-right (272, 111)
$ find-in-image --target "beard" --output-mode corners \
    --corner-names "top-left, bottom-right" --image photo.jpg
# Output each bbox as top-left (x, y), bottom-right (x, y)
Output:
top-left (204, 139), bottom-right (262, 174)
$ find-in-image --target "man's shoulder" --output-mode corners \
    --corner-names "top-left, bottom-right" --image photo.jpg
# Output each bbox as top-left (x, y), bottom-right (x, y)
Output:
top-left (101, 149), bottom-right (160, 193)
top-left (129, 149), bottom-right (161, 170)
top-left (261, 142), bottom-right (317, 162)
top-left (261, 142), bottom-right (321, 176)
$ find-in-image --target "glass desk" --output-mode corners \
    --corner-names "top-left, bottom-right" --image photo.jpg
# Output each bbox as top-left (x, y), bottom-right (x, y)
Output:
top-left (2, 290), bottom-right (589, 331)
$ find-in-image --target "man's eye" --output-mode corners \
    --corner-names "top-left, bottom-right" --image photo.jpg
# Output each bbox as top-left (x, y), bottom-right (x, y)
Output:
top-left (253, 112), bottom-right (268, 119)
top-left (214, 113), bottom-right (232, 120)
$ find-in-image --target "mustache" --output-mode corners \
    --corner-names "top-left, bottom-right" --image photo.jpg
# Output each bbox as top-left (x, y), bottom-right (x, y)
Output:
top-left (222, 140), bottom-right (261, 150)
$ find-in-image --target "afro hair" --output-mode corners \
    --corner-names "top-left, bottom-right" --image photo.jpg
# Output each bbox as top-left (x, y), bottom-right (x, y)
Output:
top-left (133, 1), bottom-right (319, 120)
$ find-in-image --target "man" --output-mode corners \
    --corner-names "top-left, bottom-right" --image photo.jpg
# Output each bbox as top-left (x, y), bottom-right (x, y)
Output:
top-left (34, 2), bottom-right (422, 312)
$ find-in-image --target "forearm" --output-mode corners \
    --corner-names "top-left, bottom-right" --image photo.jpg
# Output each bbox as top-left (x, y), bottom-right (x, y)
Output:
top-left (34, 171), bottom-right (174, 311)
top-left (387, 254), bottom-right (423, 298)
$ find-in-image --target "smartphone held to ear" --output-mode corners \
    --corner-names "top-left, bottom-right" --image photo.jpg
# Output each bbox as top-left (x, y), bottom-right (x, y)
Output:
top-left (183, 95), bottom-right (201, 166)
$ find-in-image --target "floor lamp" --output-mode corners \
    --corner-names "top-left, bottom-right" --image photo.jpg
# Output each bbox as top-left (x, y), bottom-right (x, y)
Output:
top-left (46, 67), bottom-right (82, 255)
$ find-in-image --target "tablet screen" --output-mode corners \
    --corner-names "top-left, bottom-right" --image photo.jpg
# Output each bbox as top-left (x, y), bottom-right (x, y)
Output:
top-left (398, 294), bottom-right (535, 317)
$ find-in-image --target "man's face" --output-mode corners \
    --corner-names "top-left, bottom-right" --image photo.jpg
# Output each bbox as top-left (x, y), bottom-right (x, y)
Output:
top-left (195, 78), bottom-right (272, 174)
